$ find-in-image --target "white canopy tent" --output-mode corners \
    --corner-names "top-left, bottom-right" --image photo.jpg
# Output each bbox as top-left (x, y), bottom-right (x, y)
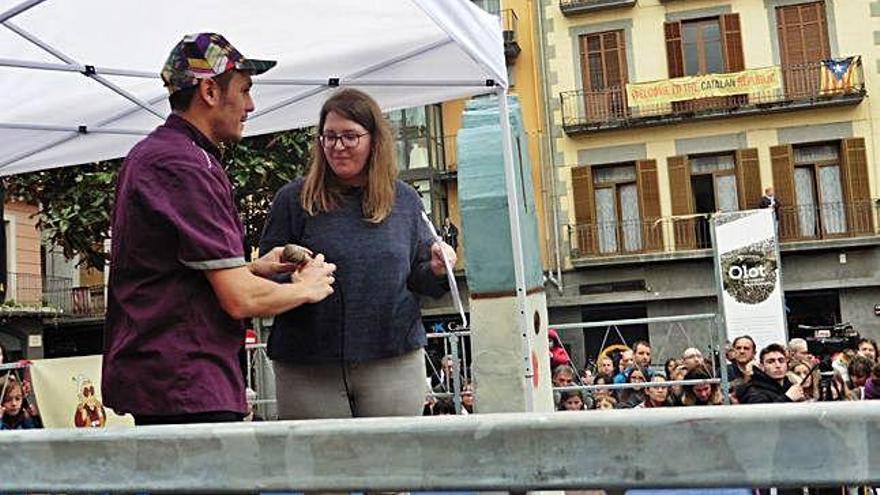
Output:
top-left (0, 0), bottom-right (537, 408)
top-left (0, 0), bottom-right (508, 175)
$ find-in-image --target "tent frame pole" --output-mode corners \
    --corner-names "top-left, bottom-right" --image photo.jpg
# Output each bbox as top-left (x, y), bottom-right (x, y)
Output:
top-left (4, 21), bottom-right (165, 120)
top-left (0, 0), bottom-right (46, 23)
top-left (0, 93), bottom-right (167, 171)
top-left (0, 57), bottom-right (156, 79)
top-left (250, 37), bottom-right (455, 121)
top-left (496, 86), bottom-right (535, 412)
top-left (0, 123), bottom-right (149, 135)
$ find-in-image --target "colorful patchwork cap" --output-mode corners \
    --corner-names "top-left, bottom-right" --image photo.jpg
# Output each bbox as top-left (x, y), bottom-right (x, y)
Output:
top-left (161, 33), bottom-right (276, 94)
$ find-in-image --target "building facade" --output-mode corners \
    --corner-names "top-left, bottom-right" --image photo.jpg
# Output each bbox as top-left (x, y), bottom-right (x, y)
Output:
top-left (0, 201), bottom-right (51, 361)
top-left (538, 0), bottom-right (880, 366)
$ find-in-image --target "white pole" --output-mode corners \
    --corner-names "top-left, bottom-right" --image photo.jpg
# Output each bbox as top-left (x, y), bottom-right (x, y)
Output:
top-left (496, 87), bottom-right (534, 412)
top-left (0, 0), bottom-right (47, 24)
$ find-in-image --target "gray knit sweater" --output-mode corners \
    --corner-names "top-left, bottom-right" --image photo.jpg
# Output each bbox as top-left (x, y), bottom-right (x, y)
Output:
top-left (259, 178), bottom-right (448, 363)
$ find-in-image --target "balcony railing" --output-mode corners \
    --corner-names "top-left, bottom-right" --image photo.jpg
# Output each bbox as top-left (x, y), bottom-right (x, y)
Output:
top-left (2, 272), bottom-right (51, 308)
top-left (568, 201), bottom-right (878, 260)
top-left (568, 218), bottom-right (665, 257)
top-left (559, 0), bottom-right (636, 16)
top-left (500, 9), bottom-right (521, 64)
top-left (778, 201), bottom-right (874, 242)
top-left (561, 57), bottom-right (865, 134)
top-left (41, 279), bottom-right (106, 318)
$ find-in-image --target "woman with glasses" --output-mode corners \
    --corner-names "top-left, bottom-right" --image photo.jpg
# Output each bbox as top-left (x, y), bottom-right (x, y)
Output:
top-left (260, 88), bottom-right (457, 419)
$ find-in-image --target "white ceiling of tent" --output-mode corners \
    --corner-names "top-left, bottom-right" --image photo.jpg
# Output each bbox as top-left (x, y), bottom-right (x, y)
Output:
top-left (0, 0), bottom-right (506, 175)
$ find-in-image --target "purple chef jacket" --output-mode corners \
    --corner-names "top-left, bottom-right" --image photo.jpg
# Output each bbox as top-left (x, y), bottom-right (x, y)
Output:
top-left (102, 114), bottom-right (247, 416)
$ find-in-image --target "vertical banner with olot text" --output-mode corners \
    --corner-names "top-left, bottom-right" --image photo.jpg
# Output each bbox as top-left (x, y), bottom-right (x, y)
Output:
top-left (713, 209), bottom-right (787, 354)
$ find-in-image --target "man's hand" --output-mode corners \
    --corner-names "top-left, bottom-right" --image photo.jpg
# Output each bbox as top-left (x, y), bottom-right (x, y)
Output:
top-left (430, 241), bottom-right (457, 276)
top-left (250, 246), bottom-right (308, 278)
top-left (293, 254), bottom-right (337, 303)
top-left (785, 383), bottom-right (805, 402)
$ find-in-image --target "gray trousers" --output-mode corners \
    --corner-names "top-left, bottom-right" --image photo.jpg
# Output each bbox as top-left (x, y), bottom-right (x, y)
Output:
top-left (273, 349), bottom-right (427, 419)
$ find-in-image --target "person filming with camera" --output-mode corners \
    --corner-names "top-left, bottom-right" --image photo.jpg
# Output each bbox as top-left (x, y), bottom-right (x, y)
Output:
top-left (737, 343), bottom-right (807, 404)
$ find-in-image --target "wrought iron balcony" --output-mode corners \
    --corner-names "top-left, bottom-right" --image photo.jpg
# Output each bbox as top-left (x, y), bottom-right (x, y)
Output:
top-left (501, 9), bottom-right (521, 64)
top-left (561, 57), bottom-right (865, 135)
top-left (568, 200), bottom-right (878, 261)
top-left (40, 277), bottom-right (106, 319)
top-left (778, 201), bottom-right (875, 243)
top-left (559, 0), bottom-right (636, 16)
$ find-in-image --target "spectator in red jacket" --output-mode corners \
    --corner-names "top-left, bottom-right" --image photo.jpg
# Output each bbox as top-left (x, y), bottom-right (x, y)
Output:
top-left (548, 328), bottom-right (571, 369)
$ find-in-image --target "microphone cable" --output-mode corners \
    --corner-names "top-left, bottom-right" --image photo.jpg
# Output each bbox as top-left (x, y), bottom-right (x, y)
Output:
top-left (335, 274), bottom-right (357, 416)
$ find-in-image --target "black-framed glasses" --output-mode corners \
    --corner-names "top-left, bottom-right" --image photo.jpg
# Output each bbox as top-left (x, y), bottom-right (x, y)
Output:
top-left (319, 132), bottom-right (369, 149)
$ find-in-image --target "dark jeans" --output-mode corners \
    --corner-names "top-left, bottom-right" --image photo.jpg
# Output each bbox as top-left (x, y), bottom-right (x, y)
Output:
top-left (133, 410), bottom-right (242, 426)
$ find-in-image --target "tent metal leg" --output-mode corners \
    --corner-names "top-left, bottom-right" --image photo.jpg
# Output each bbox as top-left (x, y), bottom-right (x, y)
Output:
top-left (496, 86), bottom-right (534, 412)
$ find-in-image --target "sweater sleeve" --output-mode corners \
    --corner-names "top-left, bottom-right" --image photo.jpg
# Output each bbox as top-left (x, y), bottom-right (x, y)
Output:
top-left (404, 189), bottom-right (449, 299)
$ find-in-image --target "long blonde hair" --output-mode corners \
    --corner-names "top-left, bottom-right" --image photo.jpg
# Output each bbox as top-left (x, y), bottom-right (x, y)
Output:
top-left (300, 88), bottom-right (398, 223)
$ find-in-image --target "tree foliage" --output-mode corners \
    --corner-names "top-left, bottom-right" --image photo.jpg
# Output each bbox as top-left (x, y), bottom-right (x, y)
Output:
top-left (5, 128), bottom-right (314, 271)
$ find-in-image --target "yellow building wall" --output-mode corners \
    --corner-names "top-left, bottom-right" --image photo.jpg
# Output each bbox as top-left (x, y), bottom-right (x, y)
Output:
top-left (440, 0), bottom-right (552, 270)
top-left (542, 0), bottom-right (878, 267)
top-left (5, 201), bottom-right (42, 305)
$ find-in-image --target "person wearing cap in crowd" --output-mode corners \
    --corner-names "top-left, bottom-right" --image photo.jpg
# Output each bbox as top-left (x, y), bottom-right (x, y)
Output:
top-left (102, 33), bottom-right (336, 426)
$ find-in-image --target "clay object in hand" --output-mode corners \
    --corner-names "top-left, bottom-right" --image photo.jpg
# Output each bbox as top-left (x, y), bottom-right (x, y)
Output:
top-left (282, 244), bottom-right (312, 264)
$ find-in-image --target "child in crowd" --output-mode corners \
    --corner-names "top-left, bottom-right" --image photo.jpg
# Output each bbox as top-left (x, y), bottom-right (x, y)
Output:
top-left (558, 390), bottom-right (587, 411)
top-left (618, 366), bottom-right (648, 408)
top-left (1, 374), bottom-right (37, 430)
top-left (637, 375), bottom-right (670, 408)
top-left (593, 396), bottom-right (617, 410)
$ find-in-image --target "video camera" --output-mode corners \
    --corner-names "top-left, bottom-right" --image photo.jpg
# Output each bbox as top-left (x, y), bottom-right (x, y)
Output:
top-left (797, 323), bottom-right (858, 402)
top-left (799, 322), bottom-right (860, 361)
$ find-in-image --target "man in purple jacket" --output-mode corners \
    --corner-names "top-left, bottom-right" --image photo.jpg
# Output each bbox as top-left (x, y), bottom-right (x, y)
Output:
top-left (103, 33), bottom-right (336, 425)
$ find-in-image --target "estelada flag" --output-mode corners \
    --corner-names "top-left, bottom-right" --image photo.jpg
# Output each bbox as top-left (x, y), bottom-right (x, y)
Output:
top-left (820, 57), bottom-right (857, 94)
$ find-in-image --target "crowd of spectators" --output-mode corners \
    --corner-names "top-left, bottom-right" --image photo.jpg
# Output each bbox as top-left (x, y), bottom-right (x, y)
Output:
top-left (422, 331), bottom-right (880, 415)
top-left (547, 333), bottom-right (880, 411)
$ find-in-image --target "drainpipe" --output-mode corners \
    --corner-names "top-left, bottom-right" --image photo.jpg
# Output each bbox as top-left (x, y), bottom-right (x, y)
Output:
top-left (531, 0), bottom-right (563, 293)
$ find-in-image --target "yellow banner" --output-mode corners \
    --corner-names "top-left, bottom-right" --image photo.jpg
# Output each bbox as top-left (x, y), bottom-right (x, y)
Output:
top-left (29, 356), bottom-right (134, 429)
top-left (626, 67), bottom-right (783, 107)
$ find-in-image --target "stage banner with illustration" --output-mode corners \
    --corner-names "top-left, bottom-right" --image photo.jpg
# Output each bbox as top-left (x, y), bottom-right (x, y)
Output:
top-left (29, 356), bottom-right (134, 428)
top-left (626, 67), bottom-right (783, 107)
top-left (713, 209), bottom-right (787, 354)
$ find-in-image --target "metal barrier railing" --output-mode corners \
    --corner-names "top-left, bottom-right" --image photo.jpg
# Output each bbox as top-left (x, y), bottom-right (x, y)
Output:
top-left (426, 329), bottom-right (471, 414)
top-left (245, 326), bottom-right (474, 417)
top-left (552, 313), bottom-right (731, 402)
top-left (2, 402), bottom-right (878, 492)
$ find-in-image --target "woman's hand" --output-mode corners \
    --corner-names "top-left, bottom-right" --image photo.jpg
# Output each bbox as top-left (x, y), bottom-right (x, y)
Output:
top-left (430, 241), bottom-right (457, 276)
top-left (250, 246), bottom-right (308, 278)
